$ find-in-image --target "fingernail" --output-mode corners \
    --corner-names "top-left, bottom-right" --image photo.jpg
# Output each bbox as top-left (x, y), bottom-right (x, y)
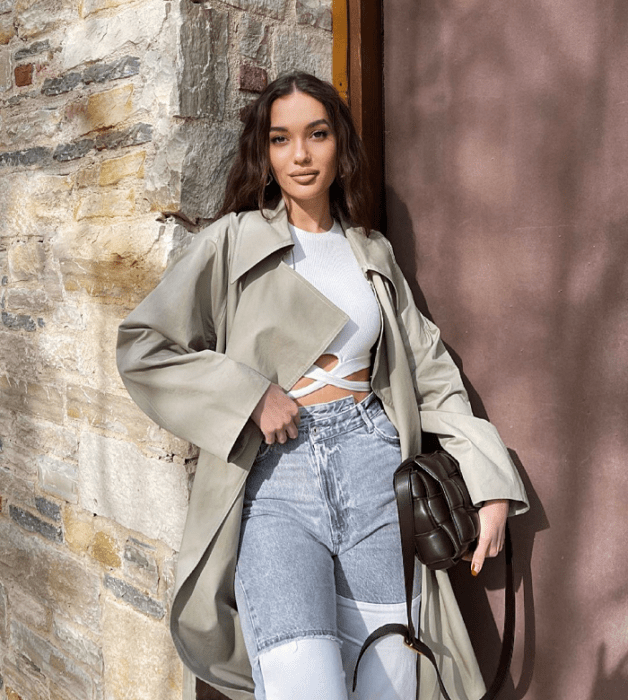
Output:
top-left (471, 563), bottom-right (480, 576)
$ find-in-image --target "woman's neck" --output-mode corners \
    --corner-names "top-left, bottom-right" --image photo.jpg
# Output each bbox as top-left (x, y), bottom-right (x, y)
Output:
top-left (284, 197), bottom-right (333, 233)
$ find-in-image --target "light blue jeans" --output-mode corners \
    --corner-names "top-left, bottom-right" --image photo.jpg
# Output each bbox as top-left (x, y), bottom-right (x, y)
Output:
top-left (235, 394), bottom-right (421, 699)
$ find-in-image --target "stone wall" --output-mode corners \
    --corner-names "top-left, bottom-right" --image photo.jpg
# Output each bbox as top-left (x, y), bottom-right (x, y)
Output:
top-left (0, 2), bottom-right (332, 699)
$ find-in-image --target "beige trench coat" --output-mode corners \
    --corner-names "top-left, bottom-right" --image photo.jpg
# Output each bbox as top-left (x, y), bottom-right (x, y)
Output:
top-left (117, 200), bottom-right (528, 700)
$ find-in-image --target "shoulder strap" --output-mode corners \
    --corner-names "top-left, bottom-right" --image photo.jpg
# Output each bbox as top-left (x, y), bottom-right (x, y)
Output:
top-left (353, 470), bottom-right (515, 700)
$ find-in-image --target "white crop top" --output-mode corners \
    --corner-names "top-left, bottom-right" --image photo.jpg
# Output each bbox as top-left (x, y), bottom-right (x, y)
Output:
top-left (285, 221), bottom-right (381, 399)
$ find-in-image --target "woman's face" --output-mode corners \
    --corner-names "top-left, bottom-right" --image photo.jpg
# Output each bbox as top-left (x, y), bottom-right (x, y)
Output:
top-left (268, 90), bottom-right (337, 213)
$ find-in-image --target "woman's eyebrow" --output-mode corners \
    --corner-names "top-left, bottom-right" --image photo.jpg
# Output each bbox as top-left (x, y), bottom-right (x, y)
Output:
top-left (269, 119), bottom-right (332, 132)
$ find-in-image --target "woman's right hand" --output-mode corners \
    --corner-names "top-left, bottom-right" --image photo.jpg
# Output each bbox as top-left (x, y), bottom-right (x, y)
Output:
top-left (251, 383), bottom-right (300, 445)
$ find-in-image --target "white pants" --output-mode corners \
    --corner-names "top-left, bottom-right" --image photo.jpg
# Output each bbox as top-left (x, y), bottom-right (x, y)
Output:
top-left (256, 594), bottom-right (421, 700)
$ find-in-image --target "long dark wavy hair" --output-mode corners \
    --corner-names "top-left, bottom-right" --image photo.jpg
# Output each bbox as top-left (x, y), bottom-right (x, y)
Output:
top-left (216, 72), bottom-right (372, 234)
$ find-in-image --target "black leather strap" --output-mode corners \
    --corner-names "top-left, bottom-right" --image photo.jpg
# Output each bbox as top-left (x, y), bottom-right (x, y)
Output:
top-left (353, 487), bottom-right (515, 700)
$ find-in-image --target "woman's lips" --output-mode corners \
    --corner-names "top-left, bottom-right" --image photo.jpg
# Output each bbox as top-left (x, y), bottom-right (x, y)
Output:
top-left (290, 171), bottom-right (318, 183)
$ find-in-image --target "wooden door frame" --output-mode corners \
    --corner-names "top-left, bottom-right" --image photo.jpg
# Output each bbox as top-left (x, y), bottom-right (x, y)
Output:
top-left (333, 0), bottom-right (385, 230)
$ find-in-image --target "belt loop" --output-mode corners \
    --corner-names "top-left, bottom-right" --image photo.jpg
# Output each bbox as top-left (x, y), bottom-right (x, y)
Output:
top-left (356, 401), bottom-right (374, 433)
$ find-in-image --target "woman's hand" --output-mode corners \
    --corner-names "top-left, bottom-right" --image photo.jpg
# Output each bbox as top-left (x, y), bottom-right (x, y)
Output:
top-left (463, 499), bottom-right (509, 576)
top-left (251, 383), bottom-right (300, 445)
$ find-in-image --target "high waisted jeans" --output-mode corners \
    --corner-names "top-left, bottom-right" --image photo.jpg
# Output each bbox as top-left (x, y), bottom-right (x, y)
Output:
top-left (235, 394), bottom-right (421, 699)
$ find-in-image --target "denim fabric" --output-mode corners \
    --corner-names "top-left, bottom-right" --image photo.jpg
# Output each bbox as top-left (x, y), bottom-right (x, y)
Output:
top-left (235, 394), bottom-right (421, 697)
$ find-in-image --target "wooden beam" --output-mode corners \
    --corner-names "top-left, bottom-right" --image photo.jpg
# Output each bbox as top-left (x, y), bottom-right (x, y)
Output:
top-left (336, 0), bottom-right (384, 229)
top-left (332, 0), bottom-right (349, 102)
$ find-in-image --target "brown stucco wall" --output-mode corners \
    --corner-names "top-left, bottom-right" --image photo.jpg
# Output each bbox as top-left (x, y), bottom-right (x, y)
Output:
top-left (384, 1), bottom-right (628, 699)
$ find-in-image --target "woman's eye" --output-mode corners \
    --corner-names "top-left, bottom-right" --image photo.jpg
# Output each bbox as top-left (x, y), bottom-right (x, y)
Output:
top-left (312, 130), bottom-right (328, 139)
top-left (270, 135), bottom-right (287, 144)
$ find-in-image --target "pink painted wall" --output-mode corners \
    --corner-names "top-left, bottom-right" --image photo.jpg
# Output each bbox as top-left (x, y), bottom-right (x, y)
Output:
top-left (383, 1), bottom-right (628, 698)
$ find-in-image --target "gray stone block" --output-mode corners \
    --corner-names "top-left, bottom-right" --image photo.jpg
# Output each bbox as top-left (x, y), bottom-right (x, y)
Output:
top-left (238, 15), bottom-right (269, 65)
top-left (123, 539), bottom-right (159, 594)
top-left (53, 139), bottom-right (94, 162)
top-left (94, 122), bottom-right (152, 151)
top-left (124, 539), bottom-right (156, 568)
top-left (0, 147), bottom-right (52, 168)
top-left (82, 55), bottom-right (140, 85)
top-left (1, 311), bottom-right (37, 331)
top-left (35, 496), bottom-right (61, 522)
top-left (41, 72), bottom-right (82, 96)
top-left (14, 40), bottom-right (51, 62)
top-left (178, 4), bottom-right (228, 119)
top-left (179, 122), bottom-right (241, 220)
top-left (9, 505), bottom-right (63, 543)
top-left (104, 575), bottom-right (165, 619)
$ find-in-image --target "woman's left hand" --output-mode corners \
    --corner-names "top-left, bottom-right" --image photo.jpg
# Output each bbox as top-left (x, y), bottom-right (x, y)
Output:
top-left (462, 499), bottom-right (509, 576)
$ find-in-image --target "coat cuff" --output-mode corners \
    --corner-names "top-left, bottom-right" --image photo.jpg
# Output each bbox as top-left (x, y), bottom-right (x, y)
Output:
top-left (419, 409), bottom-right (529, 516)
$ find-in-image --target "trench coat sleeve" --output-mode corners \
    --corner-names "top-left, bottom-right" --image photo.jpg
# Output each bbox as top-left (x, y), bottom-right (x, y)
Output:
top-left (116, 221), bottom-right (271, 463)
top-left (387, 248), bottom-right (529, 516)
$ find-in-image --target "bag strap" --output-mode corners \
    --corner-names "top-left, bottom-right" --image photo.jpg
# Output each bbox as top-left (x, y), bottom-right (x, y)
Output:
top-left (353, 468), bottom-right (516, 700)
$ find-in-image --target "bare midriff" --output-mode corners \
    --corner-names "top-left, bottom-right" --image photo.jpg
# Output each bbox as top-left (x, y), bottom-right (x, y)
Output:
top-left (290, 354), bottom-right (371, 407)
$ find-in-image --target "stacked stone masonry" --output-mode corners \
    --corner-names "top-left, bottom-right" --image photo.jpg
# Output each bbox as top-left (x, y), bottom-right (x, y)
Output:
top-left (0, 1), bottom-right (332, 699)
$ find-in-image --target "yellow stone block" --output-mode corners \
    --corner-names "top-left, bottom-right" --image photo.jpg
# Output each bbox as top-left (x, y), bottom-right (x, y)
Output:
top-left (91, 531), bottom-right (122, 568)
top-left (76, 188), bottom-right (135, 220)
top-left (75, 84), bottom-right (134, 134)
top-left (0, 16), bottom-right (16, 45)
top-left (63, 509), bottom-right (95, 556)
top-left (99, 151), bottom-right (145, 187)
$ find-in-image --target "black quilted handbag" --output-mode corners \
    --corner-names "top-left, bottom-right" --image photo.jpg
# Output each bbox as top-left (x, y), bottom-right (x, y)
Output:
top-left (353, 450), bottom-right (515, 700)
top-left (395, 451), bottom-right (480, 569)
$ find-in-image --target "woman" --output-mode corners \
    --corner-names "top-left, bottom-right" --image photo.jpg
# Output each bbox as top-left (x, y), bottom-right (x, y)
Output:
top-left (117, 72), bottom-right (528, 700)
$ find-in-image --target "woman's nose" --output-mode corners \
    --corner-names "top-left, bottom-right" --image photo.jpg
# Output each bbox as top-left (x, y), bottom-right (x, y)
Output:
top-left (293, 140), bottom-right (311, 163)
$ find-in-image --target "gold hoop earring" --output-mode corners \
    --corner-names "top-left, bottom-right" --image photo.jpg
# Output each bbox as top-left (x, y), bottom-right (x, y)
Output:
top-left (265, 172), bottom-right (273, 187)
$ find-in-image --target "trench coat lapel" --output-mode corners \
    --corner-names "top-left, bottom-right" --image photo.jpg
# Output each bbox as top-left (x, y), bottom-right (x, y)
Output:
top-left (227, 202), bottom-right (353, 392)
top-left (343, 223), bottom-right (400, 299)
top-left (229, 200), bottom-right (400, 295)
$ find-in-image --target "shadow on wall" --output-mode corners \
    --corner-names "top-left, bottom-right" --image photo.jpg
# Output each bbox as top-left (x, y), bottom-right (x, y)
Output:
top-left (589, 645), bottom-right (628, 700)
top-left (389, 193), bottom-right (550, 700)
top-left (383, 1), bottom-right (628, 698)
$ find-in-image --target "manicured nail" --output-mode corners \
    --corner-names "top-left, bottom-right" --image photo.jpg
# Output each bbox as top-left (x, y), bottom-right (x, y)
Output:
top-left (471, 563), bottom-right (480, 576)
